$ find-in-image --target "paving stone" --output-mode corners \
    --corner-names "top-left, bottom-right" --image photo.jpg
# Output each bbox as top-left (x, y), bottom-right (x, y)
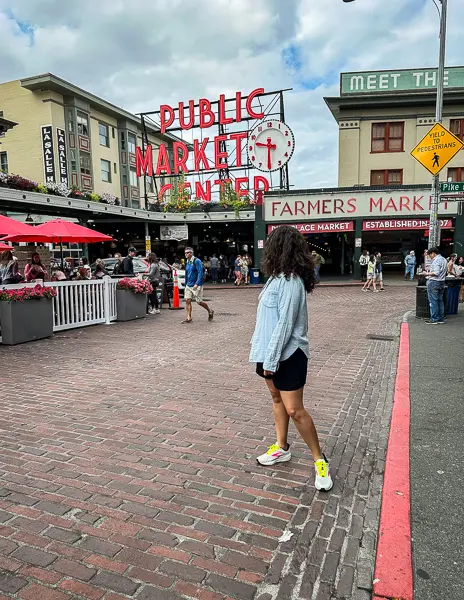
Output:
top-left (0, 288), bottom-right (412, 600)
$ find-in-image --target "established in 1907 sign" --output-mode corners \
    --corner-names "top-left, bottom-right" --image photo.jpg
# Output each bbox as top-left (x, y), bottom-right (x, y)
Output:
top-left (410, 123), bottom-right (464, 176)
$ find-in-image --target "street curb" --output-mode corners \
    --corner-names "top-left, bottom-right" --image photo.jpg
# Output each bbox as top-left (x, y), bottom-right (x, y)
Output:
top-left (373, 322), bottom-right (413, 600)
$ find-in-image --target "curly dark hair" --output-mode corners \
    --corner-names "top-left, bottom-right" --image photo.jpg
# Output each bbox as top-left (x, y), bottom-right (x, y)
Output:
top-left (262, 226), bottom-right (317, 293)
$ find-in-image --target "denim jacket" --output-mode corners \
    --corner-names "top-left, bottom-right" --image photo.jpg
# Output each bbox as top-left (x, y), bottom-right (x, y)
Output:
top-left (249, 274), bottom-right (310, 372)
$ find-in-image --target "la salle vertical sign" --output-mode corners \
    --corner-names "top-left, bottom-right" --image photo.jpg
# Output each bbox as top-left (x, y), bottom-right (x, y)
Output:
top-left (41, 125), bottom-right (56, 183)
top-left (56, 128), bottom-right (69, 186)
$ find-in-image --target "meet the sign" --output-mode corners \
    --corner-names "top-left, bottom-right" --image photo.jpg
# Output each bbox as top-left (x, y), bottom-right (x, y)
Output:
top-left (41, 125), bottom-right (56, 183)
top-left (56, 128), bottom-right (69, 186)
top-left (265, 190), bottom-right (458, 222)
top-left (341, 66), bottom-right (464, 95)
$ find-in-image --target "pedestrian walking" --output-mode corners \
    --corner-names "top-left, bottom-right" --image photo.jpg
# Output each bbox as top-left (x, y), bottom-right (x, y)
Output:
top-left (311, 250), bottom-right (325, 282)
top-left (121, 247), bottom-right (136, 276)
top-left (375, 252), bottom-right (385, 291)
top-left (404, 250), bottom-right (416, 281)
top-left (423, 247), bottom-right (447, 324)
top-left (234, 255), bottom-right (243, 286)
top-left (146, 253), bottom-right (161, 314)
top-left (250, 225), bottom-right (333, 492)
top-left (241, 254), bottom-right (250, 285)
top-left (113, 253), bottom-right (123, 275)
top-left (210, 254), bottom-right (219, 284)
top-left (362, 255), bottom-right (377, 292)
top-left (182, 247), bottom-right (214, 324)
top-left (359, 249), bottom-right (369, 282)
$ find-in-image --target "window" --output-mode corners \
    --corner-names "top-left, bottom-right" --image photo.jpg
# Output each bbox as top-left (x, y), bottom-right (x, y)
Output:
top-left (128, 133), bottom-right (137, 154)
top-left (0, 151), bottom-right (8, 173)
top-left (77, 112), bottom-right (89, 137)
top-left (99, 123), bottom-right (109, 147)
top-left (101, 159), bottom-right (111, 183)
top-left (0, 152), bottom-right (8, 173)
top-left (145, 175), bottom-right (154, 193)
top-left (120, 131), bottom-right (126, 151)
top-left (67, 111), bottom-right (75, 133)
top-left (113, 162), bottom-right (117, 174)
top-left (112, 127), bottom-right (116, 139)
top-left (447, 167), bottom-right (464, 182)
top-left (370, 169), bottom-right (403, 186)
top-left (129, 167), bottom-right (137, 187)
top-left (450, 119), bottom-right (464, 142)
top-left (80, 152), bottom-right (91, 175)
top-left (70, 150), bottom-right (77, 172)
top-left (371, 122), bottom-right (404, 153)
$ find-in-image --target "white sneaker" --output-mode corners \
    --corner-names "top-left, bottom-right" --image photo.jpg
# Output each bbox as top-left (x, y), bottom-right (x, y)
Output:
top-left (154, 309), bottom-right (161, 314)
top-left (314, 454), bottom-right (333, 491)
top-left (257, 443), bottom-right (291, 466)
top-left (148, 309), bottom-right (155, 314)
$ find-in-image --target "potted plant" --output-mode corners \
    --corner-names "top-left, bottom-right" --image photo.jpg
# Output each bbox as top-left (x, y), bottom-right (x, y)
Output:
top-left (0, 285), bottom-right (56, 345)
top-left (116, 277), bottom-right (152, 322)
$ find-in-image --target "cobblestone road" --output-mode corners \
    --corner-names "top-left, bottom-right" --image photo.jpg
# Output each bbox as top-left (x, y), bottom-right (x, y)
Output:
top-left (0, 286), bottom-right (415, 600)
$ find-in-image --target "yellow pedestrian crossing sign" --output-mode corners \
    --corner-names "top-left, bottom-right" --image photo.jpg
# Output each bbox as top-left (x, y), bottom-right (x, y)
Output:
top-left (411, 122), bottom-right (464, 175)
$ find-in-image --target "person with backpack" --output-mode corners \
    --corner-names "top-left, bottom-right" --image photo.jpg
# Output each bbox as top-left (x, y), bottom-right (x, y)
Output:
top-left (311, 250), bottom-right (325, 283)
top-left (359, 249), bottom-right (369, 282)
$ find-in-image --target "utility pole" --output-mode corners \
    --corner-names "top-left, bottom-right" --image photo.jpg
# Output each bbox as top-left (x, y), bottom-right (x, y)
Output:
top-left (429, 0), bottom-right (448, 248)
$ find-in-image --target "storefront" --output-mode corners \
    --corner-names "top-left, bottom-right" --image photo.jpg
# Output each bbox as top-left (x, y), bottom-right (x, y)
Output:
top-left (256, 186), bottom-right (461, 277)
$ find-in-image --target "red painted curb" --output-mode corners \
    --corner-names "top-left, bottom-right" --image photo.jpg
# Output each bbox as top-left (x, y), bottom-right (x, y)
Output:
top-left (373, 322), bottom-right (413, 600)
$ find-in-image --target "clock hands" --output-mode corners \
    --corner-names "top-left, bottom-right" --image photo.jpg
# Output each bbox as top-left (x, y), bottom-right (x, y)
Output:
top-left (256, 136), bottom-right (277, 170)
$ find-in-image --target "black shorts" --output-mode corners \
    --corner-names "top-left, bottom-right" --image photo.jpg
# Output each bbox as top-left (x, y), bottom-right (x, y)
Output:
top-left (256, 348), bottom-right (308, 392)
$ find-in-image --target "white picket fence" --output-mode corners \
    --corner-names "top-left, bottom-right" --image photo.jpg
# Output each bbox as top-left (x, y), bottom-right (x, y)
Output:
top-left (0, 277), bottom-right (121, 341)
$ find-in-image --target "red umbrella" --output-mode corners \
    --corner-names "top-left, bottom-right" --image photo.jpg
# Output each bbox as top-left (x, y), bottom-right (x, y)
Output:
top-left (0, 242), bottom-right (13, 251)
top-left (0, 214), bottom-right (45, 237)
top-left (2, 218), bottom-right (113, 244)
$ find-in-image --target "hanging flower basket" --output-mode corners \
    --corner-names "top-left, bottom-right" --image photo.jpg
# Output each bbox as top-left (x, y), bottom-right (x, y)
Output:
top-left (0, 285), bottom-right (56, 345)
top-left (116, 278), bottom-right (152, 321)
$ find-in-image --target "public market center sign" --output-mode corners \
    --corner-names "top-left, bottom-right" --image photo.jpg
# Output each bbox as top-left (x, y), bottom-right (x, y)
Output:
top-left (136, 89), bottom-right (294, 202)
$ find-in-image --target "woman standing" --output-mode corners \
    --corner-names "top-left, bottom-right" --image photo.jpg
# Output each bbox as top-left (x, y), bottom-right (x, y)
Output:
top-left (25, 252), bottom-right (48, 282)
top-left (146, 253), bottom-right (161, 314)
top-left (234, 255), bottom-right (243, 286)
top-left (249, 226), bottom-right (333, 492)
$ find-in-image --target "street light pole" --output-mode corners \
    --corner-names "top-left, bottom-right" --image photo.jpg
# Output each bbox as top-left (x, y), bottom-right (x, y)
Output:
top-left (429, 0), bottom-right (448, 248)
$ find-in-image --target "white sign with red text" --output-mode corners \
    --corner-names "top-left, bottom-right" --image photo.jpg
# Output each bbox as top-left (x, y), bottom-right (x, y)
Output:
top-left (265, 190), bottom-right (458, 221)
top-left (268, 221), bottom-right (354, 234)
top-left (363, 218), bottom-right (453, 231)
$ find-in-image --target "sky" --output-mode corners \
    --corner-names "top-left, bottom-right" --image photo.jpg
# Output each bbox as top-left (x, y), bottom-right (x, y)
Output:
top-left (0, 0), bottom-right (463, 190)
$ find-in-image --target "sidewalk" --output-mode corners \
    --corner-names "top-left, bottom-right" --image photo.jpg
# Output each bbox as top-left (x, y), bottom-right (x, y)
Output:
top-left (408, 308), bottom-right (464, 600)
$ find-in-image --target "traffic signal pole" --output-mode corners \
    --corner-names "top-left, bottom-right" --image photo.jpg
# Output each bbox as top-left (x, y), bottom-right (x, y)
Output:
top-left (429, 0), bottom-right (448, 248)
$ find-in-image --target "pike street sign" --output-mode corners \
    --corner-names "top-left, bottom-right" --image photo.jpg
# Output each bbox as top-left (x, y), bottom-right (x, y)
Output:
top-left (440, 181), bottom-right (464, 193)
top-left (411, 122), bottom-right (464, 175)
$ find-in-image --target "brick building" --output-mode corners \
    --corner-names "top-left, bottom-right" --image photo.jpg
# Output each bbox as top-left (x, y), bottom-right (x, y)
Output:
top-left (0, 73), bottom-right (180, 208)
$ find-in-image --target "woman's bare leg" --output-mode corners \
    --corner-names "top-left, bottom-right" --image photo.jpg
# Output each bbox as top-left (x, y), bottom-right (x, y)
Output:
top-left (279, 388), bottom-right (323, 461)
top-left (265, 379), bottom-right (290, 449)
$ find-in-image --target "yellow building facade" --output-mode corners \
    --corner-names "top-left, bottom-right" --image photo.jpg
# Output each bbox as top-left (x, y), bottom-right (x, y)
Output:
top-left (325, 67), bottom-right (464, 188)
top-left (0, 74), bottom-right (169, 208)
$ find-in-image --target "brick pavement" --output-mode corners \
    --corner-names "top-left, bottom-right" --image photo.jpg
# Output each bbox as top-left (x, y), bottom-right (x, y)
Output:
top-left (0, 286), bottom-right (415, 600)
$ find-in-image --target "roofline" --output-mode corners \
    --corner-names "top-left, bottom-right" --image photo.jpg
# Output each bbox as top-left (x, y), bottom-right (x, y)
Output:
top-left (0, 116), bottom-right (18, 133)
top-left (19, 73), bottom-right (188, 147)
top-left (340, 65), bottom-right (464, 77)
top-left (324, 89), bottom-right (464, 121)
top-left (266, 184), bottom-right (432, 197)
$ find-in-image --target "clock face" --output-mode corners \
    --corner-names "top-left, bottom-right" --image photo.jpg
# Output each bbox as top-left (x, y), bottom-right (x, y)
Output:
top-left (248, 120), bottom-right (295, 173)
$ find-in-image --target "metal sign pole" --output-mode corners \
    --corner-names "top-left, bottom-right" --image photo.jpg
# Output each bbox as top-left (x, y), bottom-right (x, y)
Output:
top-left (429, 0), bottom-right (448, 248)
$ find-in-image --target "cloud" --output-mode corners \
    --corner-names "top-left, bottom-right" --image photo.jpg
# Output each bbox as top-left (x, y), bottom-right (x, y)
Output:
top-left (0, 0), bottom-right (463, 189)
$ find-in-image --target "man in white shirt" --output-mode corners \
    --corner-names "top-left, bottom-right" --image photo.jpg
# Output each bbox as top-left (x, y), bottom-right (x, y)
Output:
top-left (424, 247), bottom-right (448, 324)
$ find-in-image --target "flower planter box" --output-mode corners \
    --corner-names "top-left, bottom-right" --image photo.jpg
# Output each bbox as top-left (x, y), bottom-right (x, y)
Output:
top-left (0, 298), bottom-right (53, 345)
top-left (116, 290), bottom-right (147, 322)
